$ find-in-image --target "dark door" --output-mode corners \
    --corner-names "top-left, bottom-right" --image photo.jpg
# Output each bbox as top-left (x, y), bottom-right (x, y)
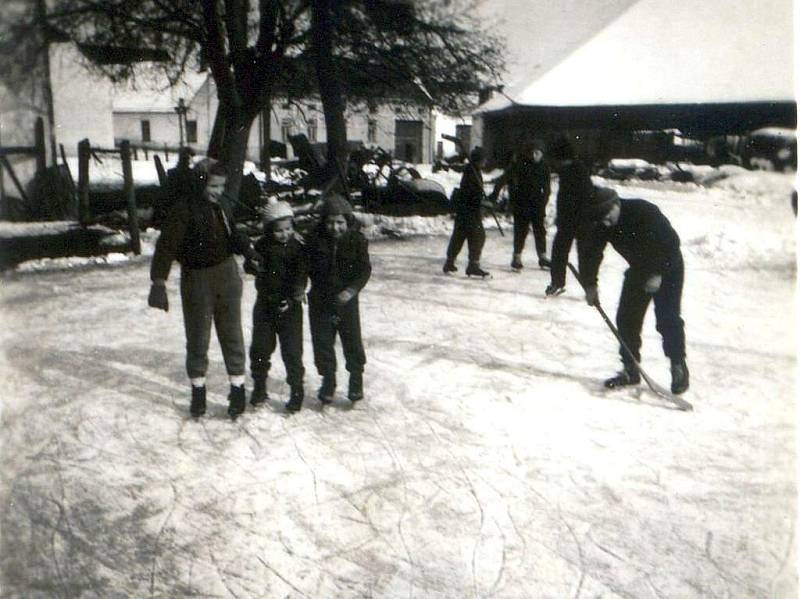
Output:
top-left (394, 120), bottom-right (423, 163)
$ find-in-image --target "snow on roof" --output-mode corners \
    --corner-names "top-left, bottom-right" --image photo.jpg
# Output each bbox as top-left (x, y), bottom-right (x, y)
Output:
top-left (478, 0), bottom-right (795, 112)
top-left (112, 71), bottom-right (209, 113)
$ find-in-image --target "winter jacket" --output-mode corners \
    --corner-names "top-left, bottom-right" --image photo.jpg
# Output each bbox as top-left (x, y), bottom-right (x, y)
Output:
top-left (307, 226), bottom-right (372, 304)
top-left (453, 162), bottom-right (485, 218)
top-left (555, 160), bottom-right (594, 229)
top-left (246, 235), bottom-right (308, 305)
top-left (492, 158), bottom-right (551, 213)
top-left (151, 191), bottom-right (255, 281)
top-left (578, 198), bottom-right (682, 287)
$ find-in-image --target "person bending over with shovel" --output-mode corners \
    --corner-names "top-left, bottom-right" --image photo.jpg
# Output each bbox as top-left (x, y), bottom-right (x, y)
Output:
top-left (576, 187), bottom-right (689, 395)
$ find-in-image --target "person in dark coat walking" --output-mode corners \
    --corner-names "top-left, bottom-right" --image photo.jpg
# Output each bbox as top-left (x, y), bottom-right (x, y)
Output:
top-left (148, 160), bottom-right (261, 418)
top-left (489, 139), bottom-right (551, 270)
top-left (306, 194), bottom-right (372, 404)
top-left (577, 189), bottom-right (689, 394)
top-left (443, 146), bottom-right (492, 278)
top-left (546, 137), bottom-right (595, 296)
top-left (245, 199), bottom-right (308, 412)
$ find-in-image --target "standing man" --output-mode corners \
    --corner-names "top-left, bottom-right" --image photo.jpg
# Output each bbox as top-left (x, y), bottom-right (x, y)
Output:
top-left (148, 160), bottom-right (262, 419)
top-left (577, 189), bottom-right (690, 395)
top-left (489, 139), bottom-right (551, 271)
top-left (443, 146), bottom-right (492, 278)
top-left (546, 137), bottom-right (595, 296)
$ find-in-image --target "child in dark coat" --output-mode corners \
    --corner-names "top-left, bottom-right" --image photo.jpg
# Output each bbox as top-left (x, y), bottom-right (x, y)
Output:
top-left (245, 199), bottom-right (308, 412)
top-left (577, 189), bottom-right (689, 394)
top-left (306, 194), bottom-right (372, 404)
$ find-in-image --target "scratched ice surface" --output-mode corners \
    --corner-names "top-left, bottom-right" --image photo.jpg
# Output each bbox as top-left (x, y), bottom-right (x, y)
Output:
top-left (0, 168), bottom-right (795, 597)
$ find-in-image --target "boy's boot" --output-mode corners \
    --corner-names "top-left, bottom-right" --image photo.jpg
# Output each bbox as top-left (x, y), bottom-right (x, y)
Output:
top-left (318, 374), bottom-right (336, 404)
top-left (348, 371), bottom-right (364, 402)
top-left (250, 377), bottom-right (268, 406)
top-left (227, 384), bottom-right (246, 419)
top-left (442, 259), bottom-right (458, 274)
top-left (285, 385), bottom-right (304, 413)
top-left (538, 253), bottom-right (551, 269)
top-left (604, 363), bottom-right (641, 389)
top-left (466, 261), bottom-right (490, 278)
top-left (511, 253), bottom-right (523, 271)
top-left (190, 386), bottom-right (206, 417)
top-left (670, 359), bottom-right (690, 394)
top-left (545, 283), bottom-right (565, 296)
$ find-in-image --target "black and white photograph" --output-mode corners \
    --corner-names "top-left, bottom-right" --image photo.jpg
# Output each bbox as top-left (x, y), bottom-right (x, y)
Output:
top-left (0, 0), bottom-right (796, 596)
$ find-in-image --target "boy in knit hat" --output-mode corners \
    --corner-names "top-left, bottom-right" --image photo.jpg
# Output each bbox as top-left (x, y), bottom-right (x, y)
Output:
top-left (245, 198), bottom-right (308, 412)
top-left (577, 188), bottom-right (689, 395)
top-left (306, 194), bottom-right (372, 404)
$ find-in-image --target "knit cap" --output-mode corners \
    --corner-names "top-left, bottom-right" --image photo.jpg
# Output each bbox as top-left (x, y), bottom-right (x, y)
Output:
top-left (582, 186), bottom-right (620, 224)
top-left (262, 198), bottom-right (294, 223)
top-left (322, 193), bottom-right (353, 217)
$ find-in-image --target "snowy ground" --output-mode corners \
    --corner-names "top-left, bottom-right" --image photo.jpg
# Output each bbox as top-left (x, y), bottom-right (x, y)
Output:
top-left (0, 169), bottom-right (796, 597)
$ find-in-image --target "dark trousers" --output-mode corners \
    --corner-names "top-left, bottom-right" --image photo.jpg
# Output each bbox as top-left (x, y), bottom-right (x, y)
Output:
top-left (513, 205), bottom-right (546, 256)
top-left (616, 257), bottom-right (686, 366)
top-left (249, 295), bottom-right (304, 388)
top-left (446, 214), bottom-right (485, 264)
top-left (309, 295), bottom-right (366, 377)
top-left (180, 257), bottom-right (245, 378)
top-left (550, 223), bottom-right (576, 288)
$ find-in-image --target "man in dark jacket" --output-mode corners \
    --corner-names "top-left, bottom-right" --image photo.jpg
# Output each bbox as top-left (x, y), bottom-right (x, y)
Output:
top-left (546, 137), bottom-right (595, 295)
top-left (489, 139), bottom-right (551, 270)
top-left (307, 194), bottom-right (372, 403)
top-left (577, 189), bottom-right (689, 394)
top-left (443, 146), bottom-right (491, 278)
top-left (148, 160), bottom-right (261, 418)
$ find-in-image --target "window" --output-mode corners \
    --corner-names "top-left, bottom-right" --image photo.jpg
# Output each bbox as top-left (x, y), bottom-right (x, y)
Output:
top-left (367, 119), bottom-right (377, 143)
top-left (307, 119), bottom-right (317, 143)
top-left (141, 120), bottom-right (151, 142)
top-left (186, 120), bottom-right (198, 143)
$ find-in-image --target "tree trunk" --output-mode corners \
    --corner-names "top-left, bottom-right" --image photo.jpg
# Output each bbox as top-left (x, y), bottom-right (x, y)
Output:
top-left (312, 0), bottom-right (349, 191)
top-left (220, 107), bottom-right (256, 201)
top-left (207, 99), bottom-right (228, 160)
top-left (260, 91), bottom-right (272, 178)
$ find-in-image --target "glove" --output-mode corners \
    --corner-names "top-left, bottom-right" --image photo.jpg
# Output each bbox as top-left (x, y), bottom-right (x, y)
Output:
top-left (584, 285), bottom-right (599, 306)
top-left (336, 288), bottom-right (356, 306)
top-left (644, 274), bottom-right (662, 294)
top-left (243, 258), bottom-right (259, 276)
top-left (148, 282), bottom-right (168, 311)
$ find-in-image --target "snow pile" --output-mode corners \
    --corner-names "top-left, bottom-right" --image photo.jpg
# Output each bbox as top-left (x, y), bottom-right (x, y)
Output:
top-left (14, 252), bottom-right (130, 273)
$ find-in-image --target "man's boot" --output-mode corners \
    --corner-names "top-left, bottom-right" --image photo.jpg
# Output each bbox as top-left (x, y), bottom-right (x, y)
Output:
top-left (318, 374), bottom-right (336, 404)
top-left (442, 259), bottom-right (457, 274)
top-left (511, 253), bottom-right (523, 271)
top-left (250, 377), bottom-right (268, 406)
top-left (285, 385), bottom-right (304, 413)
top-left (348, 371), bottom-right (364, 402)
top-left (604, 363), bottom-right (641, 389)
top-left (538, 254), bottom-right (551, 269)
top-left (228, 384), bottom-right (246, 419)
top-left (466, 262), bottom-right (490, 278)
top-left (670, 359), bottom-right (690, 394)
top-left (190, 385), bottom-right (206, 417)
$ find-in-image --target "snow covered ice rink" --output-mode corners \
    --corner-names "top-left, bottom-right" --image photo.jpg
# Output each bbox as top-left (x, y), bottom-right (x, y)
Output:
top-left (0, 167), bottom-right (796, 597)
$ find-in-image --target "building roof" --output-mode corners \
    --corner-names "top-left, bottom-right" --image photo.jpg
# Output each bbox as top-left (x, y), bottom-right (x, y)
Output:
top-left (478, 0), bottom-right (795, 113)
top-left (111, 71), bottom-right (209, 113)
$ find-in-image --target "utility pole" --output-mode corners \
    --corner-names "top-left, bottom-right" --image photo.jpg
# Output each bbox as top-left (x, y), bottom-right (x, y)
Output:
top-left (36, 0), bottom-right (58, 167)
top-left (175, 98), bottom-right (188, 148)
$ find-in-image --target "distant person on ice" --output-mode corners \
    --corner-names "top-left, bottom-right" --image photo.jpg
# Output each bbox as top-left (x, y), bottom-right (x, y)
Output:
top-left (245, 199), bottom-right (308, 413)
top-left (577, 188), bottom-right (690, 395)
top-left (546, 137), bottom-right (595, 296)
top-left (306, 194), bottom-right (372, 405)
top-left (147, 160), bottom-right (261, 419)
top-left (489, 139), bottom-right (551, 271)
top-left (443, 146), bottom-right (492, 278)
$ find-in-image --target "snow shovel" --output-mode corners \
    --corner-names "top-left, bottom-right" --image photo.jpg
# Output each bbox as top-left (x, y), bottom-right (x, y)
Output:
top-left (567, 262), bottom-right (693, 411)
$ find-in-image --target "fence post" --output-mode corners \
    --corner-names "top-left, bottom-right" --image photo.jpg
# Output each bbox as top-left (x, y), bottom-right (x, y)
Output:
top-left (120, 140), bottom-right (141, 255)
top-left (34, 117), bottom-right (46, 175)
top-left (77, 138), bottom-right (91, 226)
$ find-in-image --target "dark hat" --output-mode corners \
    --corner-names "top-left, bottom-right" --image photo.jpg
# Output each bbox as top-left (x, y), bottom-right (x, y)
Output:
top-left (548, 137), bottom-right (575, 161)
top-left (582, 186), bottom-right (620, 224)
top-left (469, 146), bottom-right (485, 163)
top-left (531, 138), bottom-right (546, 152)
top-left (322, 193), bottom-right (353, 217)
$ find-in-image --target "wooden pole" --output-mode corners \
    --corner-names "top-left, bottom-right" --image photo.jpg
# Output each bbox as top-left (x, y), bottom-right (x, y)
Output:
top-left (120, 140), bottom-right (141, 255)
top-left (77, 138), bottom-right (91, 226)
top-left (34, 117), bottom-right (46, 175)
top-left (0, 157), bottom-right (30, 203)
top-left (153, 154), bottom-right (167, 186)
top-left (59, 143), bottom-right (78, 219)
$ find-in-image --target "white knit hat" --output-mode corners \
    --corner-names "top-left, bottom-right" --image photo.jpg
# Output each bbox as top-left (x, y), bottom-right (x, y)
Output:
top-left (262, 198), bottom-right (294, 223)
